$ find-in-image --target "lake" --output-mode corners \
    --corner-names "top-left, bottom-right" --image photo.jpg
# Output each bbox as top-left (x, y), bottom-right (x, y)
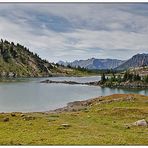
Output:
top-left (0, 76), bottom-right (147, 112)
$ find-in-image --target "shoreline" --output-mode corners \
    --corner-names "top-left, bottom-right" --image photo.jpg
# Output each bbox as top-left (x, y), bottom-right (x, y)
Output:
top-left (48, 93), bottom-right (148, 113)
top-left (40, 79), bottom-right (100, 86)
top-left (40, 79), bottom-right (148, 89)
top-left (0, 93), bottom-right (148, 144)
top-left (0, 93), bottom-right (147, 114)
top-left (0, 78), bottom-right (147, 114)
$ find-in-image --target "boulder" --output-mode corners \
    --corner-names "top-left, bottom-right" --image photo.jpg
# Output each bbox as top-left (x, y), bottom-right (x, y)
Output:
top-left (61, 123), bottom-right (71, 128)
top-left (11, 113), bottom-right (16, 117)
top-left (3, 117), bottom-right (9, 122)
top-left (20, 114), bottom-right (25, 117)
top-left (124, 124), bottom-right (130, 129)
top-left (57, 123), bottom-right (71, 130)
top-left (133, 119), bottom-right (148, 127)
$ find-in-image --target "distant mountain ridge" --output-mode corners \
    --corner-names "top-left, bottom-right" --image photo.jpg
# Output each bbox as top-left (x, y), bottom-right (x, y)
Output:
top-left (115, 53), bottom-right (148, 70)
top-left (58, 53), bottom-right (148, 70)
top-left (58, 58), bottom-right (124, 70)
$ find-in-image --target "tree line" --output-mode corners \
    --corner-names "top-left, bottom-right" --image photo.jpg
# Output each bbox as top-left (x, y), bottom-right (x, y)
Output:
top-left (101, 71), bottom-right (148, 83)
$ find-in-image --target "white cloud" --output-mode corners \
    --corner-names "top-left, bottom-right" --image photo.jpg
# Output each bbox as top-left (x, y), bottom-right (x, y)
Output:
top-left (0, 3), bottom-right (147, 62)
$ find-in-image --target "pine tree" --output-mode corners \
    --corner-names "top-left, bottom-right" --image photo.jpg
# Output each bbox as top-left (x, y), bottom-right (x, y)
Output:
top-left (101, 73), bottom-right (106, 83)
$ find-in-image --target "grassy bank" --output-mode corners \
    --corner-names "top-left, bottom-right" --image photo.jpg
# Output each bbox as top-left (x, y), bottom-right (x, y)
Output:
top-left (0, 94), bottom-right (148, 145)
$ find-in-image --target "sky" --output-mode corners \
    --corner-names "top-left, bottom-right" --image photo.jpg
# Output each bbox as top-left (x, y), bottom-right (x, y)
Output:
top-left (0, 3), bottom-right (148, 62)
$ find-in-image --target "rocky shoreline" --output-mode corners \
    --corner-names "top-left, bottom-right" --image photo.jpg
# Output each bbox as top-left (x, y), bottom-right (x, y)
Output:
top-left (40, 79), bottom-right (148, 113)
top-left (40, 79), bottom-right (148, 89)
top-left (49, 94), bottom-right (138, 113)
top-left (40, 79), bottom-right (100, 86)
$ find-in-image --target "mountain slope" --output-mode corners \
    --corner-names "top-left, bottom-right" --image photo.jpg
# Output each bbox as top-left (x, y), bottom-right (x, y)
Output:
top-left (0, 39), bottom-right (97, 77)
top-left (58, 58), bottom-right (124, 70)
top-left (115, 53), bottom-right (148, 70)
top-left (0, 39), bottom-right (57, 77)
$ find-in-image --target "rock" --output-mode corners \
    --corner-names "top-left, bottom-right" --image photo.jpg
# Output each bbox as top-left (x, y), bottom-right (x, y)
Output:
top-left (40, 79), bottom-right (51, 83)
top-left (3, 117), bottom-right (9, 122)
top-left (11, 113), bottom-right (16, 117)
top-left (124, 124), bottom-right (130, 129)
top-left (40, 79), bottom-right (81, 85)
top-left (57, 127), bottom-right (65, 130)
top-left (57, 123), bottom-right (71, 130)
top-left (133, 119), bottom-right (148, 127)
top-left (20, 114), bottom-right (25, 117)
top-left (60, 123), bottom-right (71, 128)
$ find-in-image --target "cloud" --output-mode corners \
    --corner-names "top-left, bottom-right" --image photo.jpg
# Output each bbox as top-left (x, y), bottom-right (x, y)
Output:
top-left (0, 3), bottom-right (147, 62)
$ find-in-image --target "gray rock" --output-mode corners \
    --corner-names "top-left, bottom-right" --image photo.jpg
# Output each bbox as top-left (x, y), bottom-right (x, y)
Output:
top-left (124, 125), bottom-right (130, 129)
top-left (133, 119), bottom-right (148, 127)
top-left (11, 113), bottom-right (16, 117)
top-left (20, 114), bottom-right (25, 117)
top-left (3, 117), bottom-right (9, 122)
top-left (61, 123), bottom-right (71, 128)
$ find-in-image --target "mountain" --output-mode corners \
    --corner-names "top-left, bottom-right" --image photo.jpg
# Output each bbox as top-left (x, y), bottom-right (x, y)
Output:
top-left (0, 39), bottom-right (60, 77)
top-left (58, 58), bottom-right (124, 70)
top-left (115, 53), bottom-right (148, 70)
top-left (58, 60), bottom-right (69, 66)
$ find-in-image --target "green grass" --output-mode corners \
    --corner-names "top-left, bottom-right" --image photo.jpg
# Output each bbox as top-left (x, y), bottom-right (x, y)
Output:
top-left (0, 94), bottom-right (148, 145)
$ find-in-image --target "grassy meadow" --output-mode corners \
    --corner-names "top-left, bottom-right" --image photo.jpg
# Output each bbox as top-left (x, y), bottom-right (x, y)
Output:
top-left (0, 94), bottom-right (148, 145)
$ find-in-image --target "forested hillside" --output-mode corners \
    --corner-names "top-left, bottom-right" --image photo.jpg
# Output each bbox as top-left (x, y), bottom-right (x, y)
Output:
top-left (0, 39), bottom-right (56, 77)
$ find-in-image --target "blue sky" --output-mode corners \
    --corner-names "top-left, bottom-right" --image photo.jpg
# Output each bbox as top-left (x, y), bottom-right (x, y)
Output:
top-left (0, 3), bottom-right (148, 62)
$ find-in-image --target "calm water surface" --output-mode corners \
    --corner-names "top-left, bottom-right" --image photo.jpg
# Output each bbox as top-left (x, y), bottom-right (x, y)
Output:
top-left (0, 76), bottom-right (147, 112)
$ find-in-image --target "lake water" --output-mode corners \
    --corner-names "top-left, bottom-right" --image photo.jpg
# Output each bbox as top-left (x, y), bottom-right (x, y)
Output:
top-left (0, 76), bottom-right (147, 112)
